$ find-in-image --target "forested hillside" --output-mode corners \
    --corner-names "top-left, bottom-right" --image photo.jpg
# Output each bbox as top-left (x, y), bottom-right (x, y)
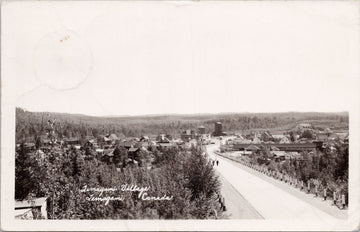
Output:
top-left (16, 144), bottom-right (223, 219)
top-left (16, 108), bottom-right (348, 143)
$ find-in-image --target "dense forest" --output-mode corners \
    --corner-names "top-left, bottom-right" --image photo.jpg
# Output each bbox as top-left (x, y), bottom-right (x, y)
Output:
top-left (16, 108), bottom-right (348, 143)
top-left (228, 142), bottom-right (349, 206)
top-left (16, 144), bottom-right (223, 219)
top-left (15, 108), bottom-right (349, 219)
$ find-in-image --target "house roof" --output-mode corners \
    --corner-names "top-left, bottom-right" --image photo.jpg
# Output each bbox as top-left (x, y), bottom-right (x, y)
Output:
top-left (108, 134), bottom-right (119, 140)
top-left (157, 134), bottom-right (171, 143)
top-left (271, 151), bottom-right (286, 157)
top-left (129, 147), bottom-right (139, 152)
top-left (140, 136), bottom-right (150, 141)
top-left (272, 135), bottom-right (286, 139)
top-left (122, 141), bottom-right (135, 147)
top-left (245, 144), bottom-right (260, 151)
top-left (158, 143), bottom-right (174, 147)
top-left (103, 149), bottom-right (114, 156)
top-left (15, 197), bottom-right (47, 208)
top-left (288, 152), bottom-right (301, 157)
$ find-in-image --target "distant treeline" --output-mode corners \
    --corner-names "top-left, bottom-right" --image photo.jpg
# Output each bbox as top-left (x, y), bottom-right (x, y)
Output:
top-left (16, 108), bottom-right (349, 143)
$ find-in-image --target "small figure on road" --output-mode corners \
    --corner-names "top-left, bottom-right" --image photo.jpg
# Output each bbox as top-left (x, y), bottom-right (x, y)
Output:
top-left (216, 160), bottom-right (219, 166)
top-left (341, 194), bottom-right (346, 209)
top-left (212, 160), bottom-right (215, 166)
top-left (323, 188), bottom-right (327, 201)
top-left (333, 192), bottom-right (337, 206)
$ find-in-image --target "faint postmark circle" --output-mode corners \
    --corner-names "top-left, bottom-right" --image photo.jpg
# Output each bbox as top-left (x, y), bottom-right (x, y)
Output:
top-left (33, 28), bottom-right (92, 90)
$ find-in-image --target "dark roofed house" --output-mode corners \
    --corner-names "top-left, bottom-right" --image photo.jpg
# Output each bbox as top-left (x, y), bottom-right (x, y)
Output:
top-left (198, 126), bottom-right (206, 134)
top-left (120, 140), bottom-right (136, 149)
top-left (84, 139), bottom-right (97, 148)
top-left (181, 130), bottom-right (192, 142)
top-left (140, 136), bottom-right (150, 142)
top-left (101, 149), bottom-right (114, 164)
top-left (128, 147), bottom-right (140, 162)
top-left (157, 134), bottom-right (171, 143)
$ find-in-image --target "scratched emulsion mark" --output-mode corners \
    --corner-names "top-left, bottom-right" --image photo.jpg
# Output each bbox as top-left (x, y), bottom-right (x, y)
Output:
top-left (32, 28), bottom-right (92, 90)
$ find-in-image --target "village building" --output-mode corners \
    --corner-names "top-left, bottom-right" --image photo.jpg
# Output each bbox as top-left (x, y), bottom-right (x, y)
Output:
top-left (119, 139), bottom-right (137, 149)
top-left (252, 136), bottom-right (261, 144)
top-left (101, 149), bottom-right (115, 164)
top-left (140, 136), bottom-right (150, 142)
top-left (213, 122), bottom-right (226, 136)
top-left (107, 133), bottom-right (119, 142)
top-left (286, 151), bottom-right (301, 160)
top-left (156, 134), bottom-right (172, 143)
top-left (15, 197), bottom-right (48, 219)
top-left (229, 151), bottom-right (252, 157)
top-left (272, 134), bottom-right (290, 144)
top-left (245, 144), bottom-right (260, 153)
top-left (233, 142), bottom-right (317, 152)
top-left (96, 148), bottom-right (104, 155)
top-left (64, 138), bottom-right (80, 146)
top-left (260, 131), bottom-right (273, 142)
top-left (297, 123), bottom-right (312, 130)
top-left (157, 142), bottom-right (176, 149)
top-left (181, 130), bottom-right (193, 142)
top-left (84, 139), bottom-right (97, 148)
top-left (198, 126), bottom-right (206, 135)
top-left (128, 147), bottom-right (140, 160)
top-left (270, 150), bottom-right (286, 161)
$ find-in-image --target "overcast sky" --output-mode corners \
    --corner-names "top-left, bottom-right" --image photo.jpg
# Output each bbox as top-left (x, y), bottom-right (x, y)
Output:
top-left (3, 1), bottom-right (359, 116)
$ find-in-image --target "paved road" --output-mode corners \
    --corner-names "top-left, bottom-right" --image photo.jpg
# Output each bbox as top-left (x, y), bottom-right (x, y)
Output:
top-left (216, 170), bottom-right (263, 219)
top-left (207, 143), bottom-right (340, 221)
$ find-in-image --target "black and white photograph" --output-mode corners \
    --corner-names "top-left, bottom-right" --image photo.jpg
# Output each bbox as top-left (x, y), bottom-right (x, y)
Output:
top-left (1, 0), bottom-right (360, 231)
